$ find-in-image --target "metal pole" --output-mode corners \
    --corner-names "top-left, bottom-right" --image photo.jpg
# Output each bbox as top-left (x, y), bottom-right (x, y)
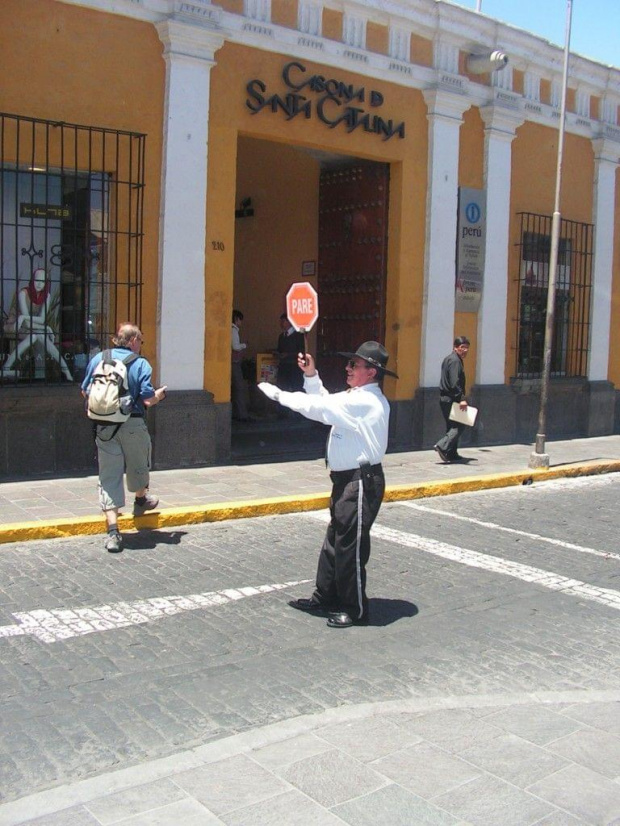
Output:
top-left (476, 0), bottom-right (482, 11)
top-left (528, 0), bottom-right (573, 469)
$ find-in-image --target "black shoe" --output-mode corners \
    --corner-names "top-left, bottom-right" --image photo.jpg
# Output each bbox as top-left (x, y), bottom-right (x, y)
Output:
top-left (288, 597), bottom-right (326, 613)
top-left (450, 453), bottom-right (465, 461)
top-left (434, 445), bottom-right (450, 463)
top-left (326, 611), bottom-right (369, 628)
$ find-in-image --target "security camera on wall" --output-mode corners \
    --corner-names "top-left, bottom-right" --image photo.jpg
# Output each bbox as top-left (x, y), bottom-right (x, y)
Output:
top-left (466, 50), bottom-right (509, 74)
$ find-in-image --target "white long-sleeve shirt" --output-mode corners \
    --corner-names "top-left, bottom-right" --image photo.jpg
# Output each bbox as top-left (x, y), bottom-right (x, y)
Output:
top-left (231, 323), bottom-right (246, 352)
top-left (276, 372), bottom-right (389, 471)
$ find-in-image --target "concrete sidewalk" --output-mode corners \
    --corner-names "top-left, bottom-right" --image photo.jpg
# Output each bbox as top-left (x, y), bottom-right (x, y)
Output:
top-left (3, 690), bottom-right (620, 825)
top-left (1, 435), bottom-right (620, 544)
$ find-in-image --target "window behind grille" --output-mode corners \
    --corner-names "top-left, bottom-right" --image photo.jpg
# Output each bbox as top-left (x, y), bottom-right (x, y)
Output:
top-left (0, 113), bottom-right (145, 385)
top-left (515, 212), bottom-right (593, 379)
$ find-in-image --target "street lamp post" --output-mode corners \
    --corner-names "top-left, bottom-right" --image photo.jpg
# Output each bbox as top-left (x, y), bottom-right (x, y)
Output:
top-left (528, 0), bottom-right (573, 470)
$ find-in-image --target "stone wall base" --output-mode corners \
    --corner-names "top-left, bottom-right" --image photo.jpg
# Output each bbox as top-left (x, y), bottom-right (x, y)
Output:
top-left (405, 378), bottom-right (617, 451)
top-left (150, 391), bottom-right (228, 468)
top-left (0, 385), bottom-right (95, 478)
top-left (1, 381), bottom-right (617, 478)
top-left (0, 386), bottom-right (229, 478)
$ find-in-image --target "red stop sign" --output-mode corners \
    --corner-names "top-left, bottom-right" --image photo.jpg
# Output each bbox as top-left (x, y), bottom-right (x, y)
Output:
top-left (286, 282), bottom-right (319, 332)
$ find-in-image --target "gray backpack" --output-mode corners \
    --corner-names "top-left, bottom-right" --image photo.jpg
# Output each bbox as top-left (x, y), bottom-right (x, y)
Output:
top-left (87, 350), bottom-right (139, 423)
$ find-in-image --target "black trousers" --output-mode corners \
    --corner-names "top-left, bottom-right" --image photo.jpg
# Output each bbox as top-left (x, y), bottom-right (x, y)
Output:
top-left (312, 464), bottom-right (385, 620)
top-left (436, 400), bottom-right (466, 458)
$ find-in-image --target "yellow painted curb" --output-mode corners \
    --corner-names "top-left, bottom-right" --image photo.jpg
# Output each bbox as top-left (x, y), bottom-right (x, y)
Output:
top-left (385, 459), bottom-right (620, 503)
top-left (0, 460), bottom-right (618, 546)
top-left (0, 493), bottom-right (331, 546)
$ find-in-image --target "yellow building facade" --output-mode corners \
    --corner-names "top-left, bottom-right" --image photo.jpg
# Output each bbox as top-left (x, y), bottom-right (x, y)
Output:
top-left (0, 0), bottom-right (619, 475)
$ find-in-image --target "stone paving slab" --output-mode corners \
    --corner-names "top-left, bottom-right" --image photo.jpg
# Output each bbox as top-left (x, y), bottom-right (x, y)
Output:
top-left (3, 694), bottom-right (619, 826)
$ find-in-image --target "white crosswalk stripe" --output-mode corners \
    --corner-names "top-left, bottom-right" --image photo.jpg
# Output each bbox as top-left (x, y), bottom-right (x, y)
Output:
top-left (0, 579), bottom-right (311, 644)
top-left (399, 501), bottom-right (620, 561)
top-left (306, 511), bottom-right (620, 612)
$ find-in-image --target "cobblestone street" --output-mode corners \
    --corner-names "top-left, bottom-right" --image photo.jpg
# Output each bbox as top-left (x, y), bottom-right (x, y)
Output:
top-left (1, 473), bottom-right (619, 823)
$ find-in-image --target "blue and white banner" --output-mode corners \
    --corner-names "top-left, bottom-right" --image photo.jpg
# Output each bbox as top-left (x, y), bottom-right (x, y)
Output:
top-left (455, 187), bottom-right (486, 312)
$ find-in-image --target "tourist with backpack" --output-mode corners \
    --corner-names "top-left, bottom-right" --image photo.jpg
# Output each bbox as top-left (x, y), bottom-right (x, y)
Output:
top-left (81, 322), bottom-right (167, 553)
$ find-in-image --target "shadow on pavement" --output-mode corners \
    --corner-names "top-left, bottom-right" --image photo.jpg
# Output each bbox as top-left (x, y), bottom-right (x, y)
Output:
top-left (123, 529), bottom-right (187, 550)
top-left (368, 597), bottom-right (418, 627)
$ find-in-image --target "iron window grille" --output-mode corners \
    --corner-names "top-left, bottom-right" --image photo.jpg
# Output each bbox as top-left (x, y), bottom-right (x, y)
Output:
top-left (0, 113), bottom-right (145, 385)
top-left (515, 212), bottom-right (593, 379)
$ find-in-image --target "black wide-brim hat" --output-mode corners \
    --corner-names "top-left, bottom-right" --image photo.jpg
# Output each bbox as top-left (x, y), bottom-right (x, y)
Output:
top-left (338, 341), bottom-right (398, 379)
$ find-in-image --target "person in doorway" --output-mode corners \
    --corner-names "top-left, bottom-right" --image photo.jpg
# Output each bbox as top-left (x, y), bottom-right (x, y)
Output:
top-left (258, 341), bottom-right (397, 628)
top-left (81, 322), bottom-right (167, 553)
top-left (276, 313), bottom-right (305, 393)
top-left (4, 268), bottom-right (73, 381)
top-left (434, 336), bottom-right (470, 463)
top-left (231, 309), bottom-right (251, 421)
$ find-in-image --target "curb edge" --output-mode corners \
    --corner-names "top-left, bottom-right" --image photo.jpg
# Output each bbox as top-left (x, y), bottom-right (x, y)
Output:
top-left (1, 460), bottom-right (618, 546)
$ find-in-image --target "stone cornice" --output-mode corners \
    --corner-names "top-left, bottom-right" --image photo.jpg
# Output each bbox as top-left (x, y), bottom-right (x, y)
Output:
top-left (592, 136), bottom-right (620, 165)
top-left (55, 0), bottom-right (168, 24)
top-left (54, 0), bottom-right (620, 111)
top-left (422, 88), bottom-right (471, 124)
top-left (171, 0), bottom-right (223, 27)
top-left (480, 102), bottom-right (525, 138)
top-left (156, 14), bottom-right (227, 61)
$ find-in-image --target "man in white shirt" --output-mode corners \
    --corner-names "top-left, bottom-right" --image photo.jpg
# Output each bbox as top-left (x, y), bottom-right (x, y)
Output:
top-left (231, 309), bottom-right (250, 421)
top-left (259, 341), bottom-right (397, 627)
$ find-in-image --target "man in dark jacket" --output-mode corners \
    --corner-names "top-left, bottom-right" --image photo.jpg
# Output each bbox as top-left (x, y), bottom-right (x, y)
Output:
top-left (434, 336), bottom-right (470, 463)
top-left (276, 313), bottom-right (305, 392)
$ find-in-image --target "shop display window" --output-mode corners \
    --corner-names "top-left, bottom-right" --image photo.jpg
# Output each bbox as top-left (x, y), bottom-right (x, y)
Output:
top-left (0, 114), bottom-right (145, 384)
top-left (515, 214), bottom-right (592, 380)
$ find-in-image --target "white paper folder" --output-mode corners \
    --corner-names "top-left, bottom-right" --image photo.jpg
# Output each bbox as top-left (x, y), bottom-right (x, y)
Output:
top-left (449, 403), bottom-right (478, 427)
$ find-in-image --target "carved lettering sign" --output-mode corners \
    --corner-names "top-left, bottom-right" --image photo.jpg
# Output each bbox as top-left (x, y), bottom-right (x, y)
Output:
top-left (246, 61), bottom-right (406, 142)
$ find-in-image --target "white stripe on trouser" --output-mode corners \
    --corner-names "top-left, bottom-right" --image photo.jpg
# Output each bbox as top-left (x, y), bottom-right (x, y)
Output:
top-left (355, 477), bottom-right (364, 619)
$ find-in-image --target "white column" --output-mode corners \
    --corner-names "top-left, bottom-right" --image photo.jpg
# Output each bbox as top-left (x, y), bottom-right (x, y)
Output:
top-left (420, 89), bottom-right (470, 386)
top-left (589, 137), bottom-right (619, 380)
top-left (155, 19), bottom-right (224, 389)
top-left (477, 106), bottom-right (523, 384)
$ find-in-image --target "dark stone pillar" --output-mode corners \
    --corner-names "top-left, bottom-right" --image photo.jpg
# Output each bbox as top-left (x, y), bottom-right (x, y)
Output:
top-left (388, 399), bottom-right (415, 452)
top-left (469, 384), bottom-right (516, 445)
top-left (585, 380), bottom-right (616, 436)
top-left (412, 386), bottom-right (443, 449)
top-left (0, 385), bottom-right (96, 478)
top-left (149, 390), bottom-right (230, 468)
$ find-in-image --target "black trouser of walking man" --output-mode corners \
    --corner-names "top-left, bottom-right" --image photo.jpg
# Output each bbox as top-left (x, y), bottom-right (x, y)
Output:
top-left (435, 400), bottom-right (466, 460)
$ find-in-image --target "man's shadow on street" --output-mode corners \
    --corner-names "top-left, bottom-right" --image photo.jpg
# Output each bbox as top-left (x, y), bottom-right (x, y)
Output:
top-left (368, 598), bottom-right (418, 626)
top-left (122, 530), bottom-right (187, 551)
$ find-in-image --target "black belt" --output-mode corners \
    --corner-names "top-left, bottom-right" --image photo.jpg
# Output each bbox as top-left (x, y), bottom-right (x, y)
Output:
top-left (330, 463), bottom-right (382, 482)
top-left (130, 413), bottom-right (144, 418)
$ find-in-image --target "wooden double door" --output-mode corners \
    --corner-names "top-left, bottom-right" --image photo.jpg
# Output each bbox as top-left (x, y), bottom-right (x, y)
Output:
top-left (316, 162), bottom-right (389, 391)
